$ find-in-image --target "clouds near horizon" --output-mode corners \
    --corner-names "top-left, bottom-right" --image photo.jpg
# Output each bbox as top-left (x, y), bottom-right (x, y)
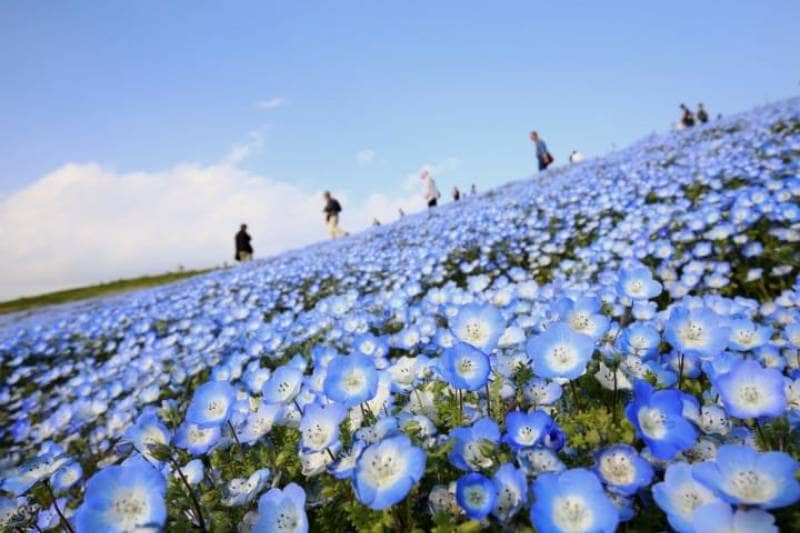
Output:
top-left (0, 152), bottom-right (457, 300)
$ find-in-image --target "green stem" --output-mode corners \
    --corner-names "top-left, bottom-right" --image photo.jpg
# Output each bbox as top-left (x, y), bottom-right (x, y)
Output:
top-left (169, 456), bottom-right (209, 533)
top-left (43, 480), bottom-right (75, 533)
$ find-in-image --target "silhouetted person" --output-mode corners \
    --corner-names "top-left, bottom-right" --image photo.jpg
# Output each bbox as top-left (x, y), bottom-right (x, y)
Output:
top-left (235, 224), bottom-right (253, 262)
top-left (530, 131), bottom-right (553, 171)
top-left (697, 103), bottom-right (709, 124)
top-left (569, 150), bottom-right (584, 163)
top-left (323, 191), bottom-right (348, 239)
top-left (452, 186), bottom-right (461, 201)
top-left (680, 104), bottom-right (695, 129)
top-left (420, 169), bottom-right (441, 208)
top-left (372, 218), bottom-right (381, 226)
top-left (470, 183), bottom-right (477, 195)
top-left (398, 208), bottom-right (405, 218)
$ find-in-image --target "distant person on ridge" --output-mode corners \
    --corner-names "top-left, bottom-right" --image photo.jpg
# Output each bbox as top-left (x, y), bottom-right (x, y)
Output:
top-left (322, 191), bottom-right (348, 239)
top-left (697, 103), bottom-right (709, 124)
top-left (235, 224), bottom-right (253, 262)
top-left (569, 150), bottom-right (584, 163)
top-left (452, 186), bottom-right (461, 201)
top-left (420, 169), bottom-right (441, 208)
top-left (470, 183), bottom-right (477, 195)
top-left (530, 131), bottom-right (553, 171)
top-left (679, 104), bottom-right (695, 129)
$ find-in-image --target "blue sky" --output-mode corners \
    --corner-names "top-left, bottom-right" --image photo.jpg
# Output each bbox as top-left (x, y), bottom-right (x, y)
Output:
top-left (0, 1), bottom-right (799, 298)
top-left (2, 1), bottom-right (799, 195)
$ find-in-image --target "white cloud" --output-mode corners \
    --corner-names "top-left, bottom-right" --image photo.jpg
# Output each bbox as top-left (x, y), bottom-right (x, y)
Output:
top-left (356, 149), bottom-right (375, 167)
top-left (224, 130), bottom-right (265, 165)
top-left (0, 147), bottom-right (461, 300)
top-left (255, 97), bottom-right (285, 110)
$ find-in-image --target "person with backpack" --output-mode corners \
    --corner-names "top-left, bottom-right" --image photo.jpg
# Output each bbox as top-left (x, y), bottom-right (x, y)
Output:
top-left (530, 131), bottom-right (554, 171)
top-left (420, 169), bottom-right (441, 207)
top-left (697, 103), bottom-right (709, 124)
top-left (234, 224), bottom-right (253, 262)
top-left (322, 191), bottom-right (348, 239)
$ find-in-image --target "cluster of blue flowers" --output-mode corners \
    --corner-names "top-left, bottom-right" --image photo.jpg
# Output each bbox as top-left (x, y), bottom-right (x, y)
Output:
top-left (1, 99), bottom-right (800, 531)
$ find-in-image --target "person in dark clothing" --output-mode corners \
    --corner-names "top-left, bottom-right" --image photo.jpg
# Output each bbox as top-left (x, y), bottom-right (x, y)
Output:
top-left (697, 103), bottom-right (709, 124)
top-left (235, 224), bottom-right (253, 262)
top-left (452, 186), bottom-right (461, 201)
top-left (530, 131), bottom-right (553, 171)
top-left (680, 104), bottom-right (695, 128)
top-left (323, 191), bottom-right (348, 239)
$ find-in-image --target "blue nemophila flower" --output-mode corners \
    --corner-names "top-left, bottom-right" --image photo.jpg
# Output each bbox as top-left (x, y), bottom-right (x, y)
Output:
top-left (186, 380), bottom-right (236, 428)
top-left (124, 408), bottom-right (170, 461)
top-left (174, 422), bottom-right (221, 455)
top-left (625, 380), bottom-right (696, 460)
top-left (450, 303), bottom-right (506, 353)
top-left (300, 401), bottom-right (346, 452)
top-left (523, 378), bottom-right (563, 406)
top-left (1, 453), bottom-right (68, 496)
top-left (692, 444), bottom-right (800, 509)
top-left (715, 359), bottom-right (786, 419)
top-left (323, 353), bottom-right (379, 407)
top-left (691, 501), bottom-right (777, 533)
top-left (491, 463), bottom-right (527, 523)
top-left (449, 417), bottom-right (501, 471)
top-left (75, 455), bottom-right (166, 532)
top-left (440, 342), bottom-right (491, 391)
top-left (221, 468), bottom-right (271, 507)
top-left (664, 306), bottom-right (730, 359)
top-left (253, 482), bottom-right (308, 533)
top-left (727, 319), bottom-right (772, 351)
top-left (237, 401), bottom-right (284, 444)
top-left (618, 265), bottom-right (662, 300)
top-left (652, 462), bottom-right (721, 533)
top-left (555, 296), bottom-right (611, 341)
top-left (593, 444), bottom-right (653, 496)
top-left (354, 434), bottom-right (425, 510)
top-left (50, 461), bottom-right (83, 493)
top-left (456, 473), bottom-right (496, 520)
top-left (178, 459), bottom-right (204, 486)
top-left (502, 410), bottom-right (553, 450)
top-left (526, 322), bottom-right (595, 379)
top-left (530, 468), bottom-right (619, 533)
top-left (262, 365), bottom-right (304, 404)
top-left (616, 322), bottom-right (660, 358)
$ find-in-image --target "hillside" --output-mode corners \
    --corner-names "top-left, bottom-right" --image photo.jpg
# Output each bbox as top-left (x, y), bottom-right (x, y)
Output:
top-left (1, 98), bottom-right (800, 531)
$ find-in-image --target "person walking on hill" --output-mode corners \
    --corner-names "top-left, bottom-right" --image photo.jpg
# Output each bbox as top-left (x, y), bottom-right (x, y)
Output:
top-left (697, 103), bottom-right (709, 124)
top-left (235, 224), bottom-right (253, 262)
top-left (323, 191), bottom-right (348, 239)
top-left (452, 186), bottom-right (461, 201)
top-left (680, 104), bottom-right (695, 129)
top-left (420, 169), bottom-right (441, 208)
top-left (530, 131), bottom-right (553, 171)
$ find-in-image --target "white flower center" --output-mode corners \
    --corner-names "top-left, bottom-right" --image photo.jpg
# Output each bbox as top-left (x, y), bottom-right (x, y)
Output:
top-left (638, 407), bottom-right (667, 439)
top-left (206, 398), bottom-right (225, 419)
top-left (678, 321), bottom-right (706, 347)
top-left (515, 425), bottom-right (539, 446)
top-left (547, 345), bottom-right (578, 371)
top-left (457, 357), bottom-right (478, 378)
top-left (733, 330), bottom-right (755, 347)
top-left (464, 441), bottom-right (493, 470)
top-left (462, 321), bottom-right (490, 347)
top-left (568, 312), bottom-right (592, 334)
top-left (464, 485), bottom-right (487, 509)
top-left (305, 423), bottom-right (332, 449)
top-left (673, 484), bottom-right (713, 521)
top-left (343, 369), bottom-right (365, 393)
top-left (275, 501), bottom-right (299, 532)
top-left (106, 488), bottom-right (149, 530)
top-left (736, 384), bottom-right (765, 409)
top-left (553, 496), bottom-right (593, 531)
top-left (599, 452), bottom-right (635, 486)
top-left (365, 452), bottom-right (404, 487)
top-left (626, 280), bottom-right (645, 296)
top-left (726, 469), bottom-right (776, 503)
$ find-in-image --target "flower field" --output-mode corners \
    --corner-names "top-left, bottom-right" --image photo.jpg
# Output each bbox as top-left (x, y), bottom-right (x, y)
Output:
top-left (2, 98), bottom-right (800, 532)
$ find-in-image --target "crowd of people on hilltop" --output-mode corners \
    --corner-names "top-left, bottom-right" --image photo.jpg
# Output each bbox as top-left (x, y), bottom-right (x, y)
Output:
top-left (235, 104), bottom-right (715, 258)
